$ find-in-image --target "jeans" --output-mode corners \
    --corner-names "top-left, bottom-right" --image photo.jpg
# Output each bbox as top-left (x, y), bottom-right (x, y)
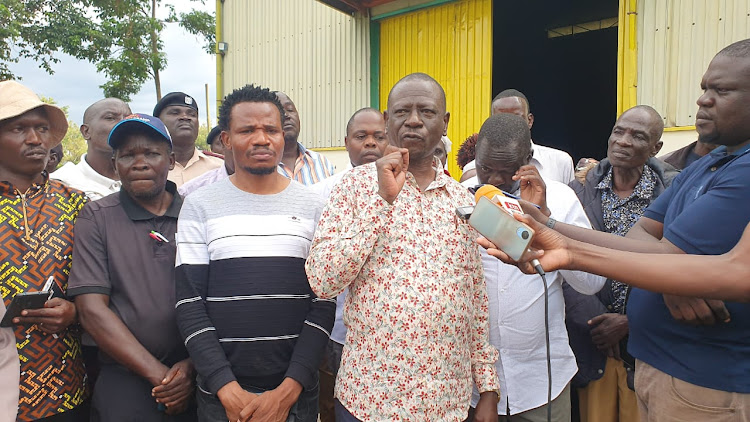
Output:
top-left (334, 400), bottom-right (362, 422)
top-left (196, 378), bottom-right (319, 422)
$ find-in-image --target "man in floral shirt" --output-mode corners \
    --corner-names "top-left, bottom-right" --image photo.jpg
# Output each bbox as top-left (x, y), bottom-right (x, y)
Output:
top-left (306, 73), bottom-right (500, 422)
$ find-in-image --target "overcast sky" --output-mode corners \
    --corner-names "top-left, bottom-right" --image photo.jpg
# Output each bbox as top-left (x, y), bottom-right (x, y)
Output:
top-left (8, 2), bottom-right (217, 127)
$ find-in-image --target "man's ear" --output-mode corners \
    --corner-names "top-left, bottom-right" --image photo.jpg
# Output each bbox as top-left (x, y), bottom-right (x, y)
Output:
top-left (220, 131), bottom-right (230, 151)
top-left (168, 151), bottom-right (176, 171)
top-left (652, 140), bottom-right (664, 157)
top-left (527, 112), bottom-right (534, 129)
top-left (443, 111), bottom-right (450, 136)
top-left (80, 124), bottom-right (91, 140)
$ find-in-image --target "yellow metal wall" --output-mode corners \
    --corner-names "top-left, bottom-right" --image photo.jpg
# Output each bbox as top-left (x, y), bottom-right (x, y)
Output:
top-left (637, 0), bottom-right (750, 127)
top-left (220, 0), bottom-right (371, 149)
top-left (378, 0), bottom-right (493, 177)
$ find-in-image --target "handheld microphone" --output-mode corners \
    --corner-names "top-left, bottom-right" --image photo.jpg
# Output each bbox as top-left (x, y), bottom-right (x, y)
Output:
top-left (474, 185), bottom-right (544, 275)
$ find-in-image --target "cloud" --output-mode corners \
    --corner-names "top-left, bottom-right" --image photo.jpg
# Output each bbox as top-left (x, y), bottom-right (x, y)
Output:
top-left (7, 2), bottom-right (217, 127)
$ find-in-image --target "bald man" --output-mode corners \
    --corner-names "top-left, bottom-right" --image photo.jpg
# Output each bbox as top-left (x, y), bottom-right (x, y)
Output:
top-left (53, 98), bottom-right (131, 200)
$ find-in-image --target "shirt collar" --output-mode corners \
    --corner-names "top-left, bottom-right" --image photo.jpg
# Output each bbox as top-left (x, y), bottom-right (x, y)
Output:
top-left (596, 164), bottom-right (655, 200)
top-left (77, 154), bottom-right (121, 189)
top-left (710, 142), bottom-right (750, 158)
top-left (119, 180), bottom-right (183, 221)
top-left (183, 148), bottom-right (207, 169)
top-left (0, 172), bottom-right (49, 197)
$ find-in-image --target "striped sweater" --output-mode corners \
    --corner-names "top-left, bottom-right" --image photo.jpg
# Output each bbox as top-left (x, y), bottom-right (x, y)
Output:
top-left (175, 178), bottom-right (334, 394)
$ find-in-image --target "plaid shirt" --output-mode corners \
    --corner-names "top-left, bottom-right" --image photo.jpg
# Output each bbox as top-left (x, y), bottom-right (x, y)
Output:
top-left (277, 142), bottom-right (336, 185)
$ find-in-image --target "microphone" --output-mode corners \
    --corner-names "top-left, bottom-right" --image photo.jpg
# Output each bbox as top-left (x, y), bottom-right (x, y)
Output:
top-left (474, 184), bottom-right (545, 275)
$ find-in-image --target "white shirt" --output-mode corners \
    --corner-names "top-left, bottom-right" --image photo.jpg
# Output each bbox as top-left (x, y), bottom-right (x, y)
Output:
top-left (52, 153), bottom-right (121, 200)
top-left (462, 141), bottom-right (575, 187)
top-left (310, 163), bottom-right (354, 345)
top-left (470, 179), bottom-right (605, 415)
top-left (530, 141), bottom-right (575, 185)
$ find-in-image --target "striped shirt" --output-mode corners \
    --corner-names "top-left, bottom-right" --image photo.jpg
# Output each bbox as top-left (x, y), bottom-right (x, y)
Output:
top-left (174, 178), bottom-right (334, 394)
top-left (277, 142), bottom-right (336, 185)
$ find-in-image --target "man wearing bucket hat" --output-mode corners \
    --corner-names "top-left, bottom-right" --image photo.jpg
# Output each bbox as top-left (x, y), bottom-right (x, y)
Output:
top-left (154, 92), bottom-right (222, 187)
top-left (68, 113), bottom-right (197, 421)
top-left (0, 80), bottom-right (89, 421)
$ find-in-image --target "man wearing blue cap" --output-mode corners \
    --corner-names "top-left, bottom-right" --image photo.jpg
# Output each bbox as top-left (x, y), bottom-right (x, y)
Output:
top-left (154, 92), bottom-right (223, 187)
top-left (68, 113), bottom-right (197, 421)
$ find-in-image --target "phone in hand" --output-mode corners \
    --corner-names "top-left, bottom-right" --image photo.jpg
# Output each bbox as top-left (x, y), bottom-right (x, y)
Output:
top-left (1, 291), bottom-right (51, 327)
top-left (469, 196), bottom-right (535, 261)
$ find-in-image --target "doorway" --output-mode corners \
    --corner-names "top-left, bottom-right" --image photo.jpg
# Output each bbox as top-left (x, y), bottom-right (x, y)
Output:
top-left (492, 0), bottom-right (619, 162)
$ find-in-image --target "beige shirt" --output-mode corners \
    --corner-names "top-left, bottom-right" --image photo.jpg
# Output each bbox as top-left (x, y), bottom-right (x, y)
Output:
top-left (0, 302), bottom-right (19, 422)
top-left (168, 148), bottom-right (224, 187)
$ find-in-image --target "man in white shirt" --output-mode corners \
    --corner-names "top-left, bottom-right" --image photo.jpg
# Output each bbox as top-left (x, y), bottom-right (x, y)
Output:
top-left (468, 113), bottom-right (604, 422)
top-left (311, 107), bottom-right (388, 422)
top-left (463, 89), bottom-right (575, 186)
top-left (53, 98), bottom-right (131, 200)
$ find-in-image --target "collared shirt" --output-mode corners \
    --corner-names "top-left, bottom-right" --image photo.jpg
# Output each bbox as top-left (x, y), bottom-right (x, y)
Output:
top-left (67, 182), bottom-right (188, 366)
top-left (168, 147), bottom-right (224, 188)
top-left (597, 165), bottom-right (656, 313)
top-left (470, 180), bottom-right (605, 415)
top-left (306, 160), bottom-right (499, 421)
top-left (178, 165), bottom-right (230, 197)
top-left (309, 163), bottom-right (355, 345)
top-left (530, 141), bottom-right (575, 184)
top-left (0, 175), bottom-right (88, 420)
top-left (52, 153), bottom-right (121, 200)
top-left (277, 142), bottom-right (336, 185)
top-left (631, 143), bottom-right (750, 393)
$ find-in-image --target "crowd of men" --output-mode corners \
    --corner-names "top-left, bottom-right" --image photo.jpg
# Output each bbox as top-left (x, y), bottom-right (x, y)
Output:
top-left (0, 37), bottom-right (748, 422)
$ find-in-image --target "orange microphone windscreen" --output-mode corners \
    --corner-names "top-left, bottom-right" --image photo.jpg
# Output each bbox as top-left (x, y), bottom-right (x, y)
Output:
top-left (474, 184), bottom-right (505, 204)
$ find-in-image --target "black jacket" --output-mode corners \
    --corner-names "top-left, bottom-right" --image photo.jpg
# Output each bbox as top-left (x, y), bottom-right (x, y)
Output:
top-left (564, 157), bottom-right (679, 387)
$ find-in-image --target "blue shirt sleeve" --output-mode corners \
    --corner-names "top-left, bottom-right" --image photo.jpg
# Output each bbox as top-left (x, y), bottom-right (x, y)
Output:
top-left (642, 168), bottom-right (685, 224)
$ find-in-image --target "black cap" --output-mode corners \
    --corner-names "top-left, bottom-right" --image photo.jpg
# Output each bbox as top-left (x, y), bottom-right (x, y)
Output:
top-left (153, 92), bottom-right (198, 118)
top-left (206, 125), bottom-right (222, 145)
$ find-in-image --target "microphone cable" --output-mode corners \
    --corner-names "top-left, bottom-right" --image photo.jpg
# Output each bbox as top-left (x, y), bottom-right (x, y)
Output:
top-left (532, 260), bottom-right (552, 422)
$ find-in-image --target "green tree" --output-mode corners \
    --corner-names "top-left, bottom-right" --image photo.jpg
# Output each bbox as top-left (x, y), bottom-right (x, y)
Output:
top-left (1, 0), bottom-right (215, 102)
top-left (39, 97), bottom-right (87, 165)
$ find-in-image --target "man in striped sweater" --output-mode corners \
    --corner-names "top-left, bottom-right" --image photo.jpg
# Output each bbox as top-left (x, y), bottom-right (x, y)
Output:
top-left (175, 84), bottom-right (333, 422)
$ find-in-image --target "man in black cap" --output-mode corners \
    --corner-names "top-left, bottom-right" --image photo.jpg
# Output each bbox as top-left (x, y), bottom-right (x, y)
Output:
top-left (154, 92), bottom-right (222, 187)
top-left (68, 113), bottom-right (196, 421)
top-left (205, 125), bottom-right (224, 155)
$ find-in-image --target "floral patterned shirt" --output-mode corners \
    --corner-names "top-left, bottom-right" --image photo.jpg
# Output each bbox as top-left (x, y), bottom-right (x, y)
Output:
top-left (597, 165), bottom-right (656, 313)
top-left (306, 161), bottom-right (499, 421)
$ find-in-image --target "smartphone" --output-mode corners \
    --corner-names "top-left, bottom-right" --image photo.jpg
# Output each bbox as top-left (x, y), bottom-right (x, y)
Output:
top-left (469, 196), bottom-right (535, 261)
top-left (0, 291), bottom-right (51, 327)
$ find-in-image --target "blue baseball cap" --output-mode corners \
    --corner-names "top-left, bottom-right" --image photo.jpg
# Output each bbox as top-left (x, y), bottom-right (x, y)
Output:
top-left (108, 113), bottom-right (173, 149)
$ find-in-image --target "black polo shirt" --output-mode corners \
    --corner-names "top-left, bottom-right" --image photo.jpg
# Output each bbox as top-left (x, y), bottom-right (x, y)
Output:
top-left (68, 182), bottom-right (187, 366)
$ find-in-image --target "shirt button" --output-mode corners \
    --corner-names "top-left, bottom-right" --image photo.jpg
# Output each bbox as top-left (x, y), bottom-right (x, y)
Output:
top-left (598, 369), bottom-right (604, 374)
top-left (710, 166), bottom-right (717, 171)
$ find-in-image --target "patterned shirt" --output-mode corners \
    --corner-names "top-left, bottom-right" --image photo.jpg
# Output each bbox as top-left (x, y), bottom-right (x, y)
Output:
top-left (597, 165), bottom-right (656, 312)
top-left (306, 161), bottom-right (499, 421)
top-left (277, 142), bottom-right (336, 185)
top-left (0, 175), bottom-right (88, 420)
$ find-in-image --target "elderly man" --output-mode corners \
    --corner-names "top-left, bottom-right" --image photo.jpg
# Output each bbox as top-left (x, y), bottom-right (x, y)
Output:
top-left (68, 114), bottom-right (196, 421)
top-left (154, 92), bottom-right (222, 187)
top-left (468, 113), bottom-right (604, 422)
top-left (53, 98), bottom-right (131, 199)
top-left (306, 73), bottom-right (499, 422)
top-left (275, 91), bottom-right (335, 184)
top-left (0, 80), bottom-right (88, 421)
top-left (564, 105), bottom-right (677, 422)
top-left (175, 85), bottom-right (333, 422)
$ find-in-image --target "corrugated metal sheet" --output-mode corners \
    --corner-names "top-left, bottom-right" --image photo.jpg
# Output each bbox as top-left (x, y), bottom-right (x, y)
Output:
top-left (637, 0), bottom-right (750, 127)
top-left (378, 0), bottom-right (492, 177)
top-left (221, 0), bottom-right (371, 148)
